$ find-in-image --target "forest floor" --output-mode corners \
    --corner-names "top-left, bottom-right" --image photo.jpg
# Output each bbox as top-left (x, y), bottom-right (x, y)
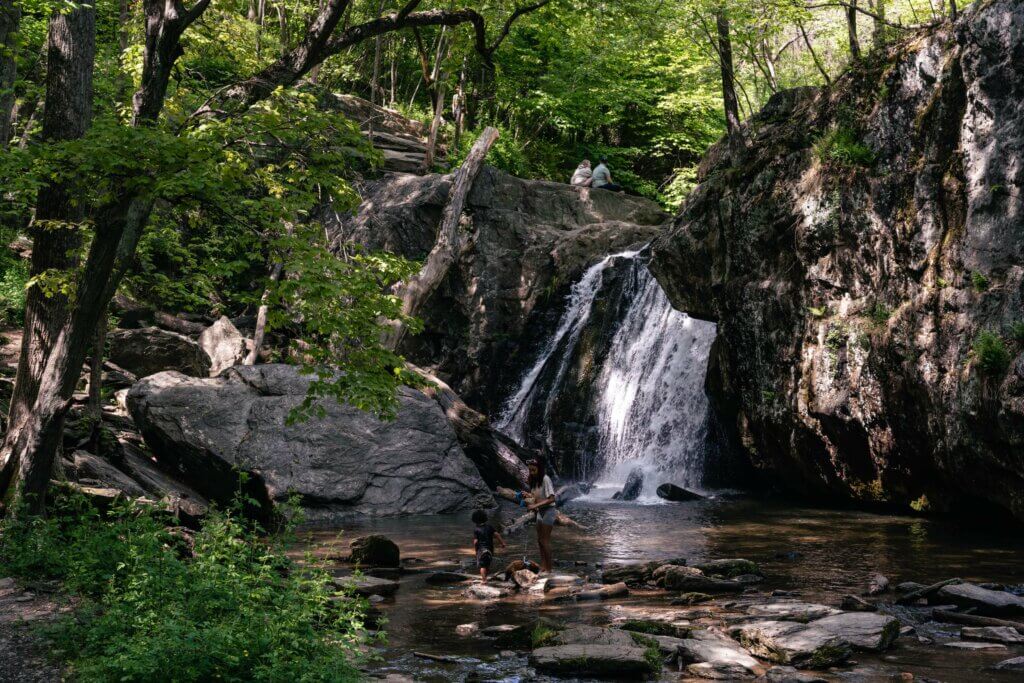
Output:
top-left (0, 577), bottom-right (65, 683)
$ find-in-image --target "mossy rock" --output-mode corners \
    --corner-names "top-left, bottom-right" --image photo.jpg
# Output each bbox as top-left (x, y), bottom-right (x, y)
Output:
top-left (494, 617), bottom-right (565, 649)
top-left (619, 619), bottom-right (688, 638)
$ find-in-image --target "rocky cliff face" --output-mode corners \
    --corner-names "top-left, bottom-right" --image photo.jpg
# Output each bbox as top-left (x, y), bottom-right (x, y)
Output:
top-left (651, 0), bottom-right (1024, 520)
top-left (332, 167), bottom-right (669, 412)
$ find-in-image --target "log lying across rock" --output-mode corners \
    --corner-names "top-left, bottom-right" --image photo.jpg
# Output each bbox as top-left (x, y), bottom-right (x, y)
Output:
top-left (495, 486), bottom-right (585, 532)
top-left (932, 609), bottom-right (1024, 634)
top-left (895, 577), bottom-right (961, 605)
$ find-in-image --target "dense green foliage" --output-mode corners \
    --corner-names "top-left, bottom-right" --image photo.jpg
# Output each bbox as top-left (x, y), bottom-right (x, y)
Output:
top-left (0, 493), bottom-right (373, 682)
top-left (973, 330), bottom-right (1011, 376)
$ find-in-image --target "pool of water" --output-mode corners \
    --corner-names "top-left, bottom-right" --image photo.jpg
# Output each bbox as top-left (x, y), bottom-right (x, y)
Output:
top-left (295, 496), bottom-right (1024, 681)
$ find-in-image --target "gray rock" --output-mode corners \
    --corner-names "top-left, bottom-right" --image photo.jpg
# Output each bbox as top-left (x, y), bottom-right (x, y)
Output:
top-left (614, 467), bottom-right (645, 501)
top-left (466, 583), bottom-right (508, 600)
top-left (866, 574), bottom-right (889, 596)
top-left (529, 644), bottom-right (657, 678)
top-left (991, 656), bottom-right (1024, 671)
top-left (961, 626), bottom-right (1024, 644)
top-left (424, 571), bottom-right (474, 585)
top-left (943, 641), bottom-right (1007, 650)
top-left (554, 625), bottom-right (637, 647)
top-left (108, 327), bottom-right (211, 378)
top-left (198, 316), bottom-right (247, 376)
top-left (732, 620), bottom-right (852, 668)
top-left (840, 595), bottom-right (876, 612)
top-left (335, 575), bottom-right (399, 597)
top-left (655, 482), bottom-right (704, 502)
top-left (811, 612), bottom-right (900, 651)
top-left (648, 0), bottom-right (1024, 522)
top-left (745, 602), bottom-right (841, 623)
top-left (127, 365), bottom-right (493, 518)
top-left (655, 565), bottom-right (744, 593)
top-left (695, 559), bottom-right (761, 578)
top-left (66, 450), bottom-right (148, 499)
top-left (676, 630), bottom-right (760, 676)
top-left (348, 535), bottom-right (400, 567)
top-left (936, 583), bottom-right (1024, 617)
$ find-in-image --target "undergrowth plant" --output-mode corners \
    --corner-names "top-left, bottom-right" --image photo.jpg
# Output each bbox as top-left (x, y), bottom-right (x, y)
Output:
top-left (814, 127), bottom-right (875, 168)
top-left (973, 331), bottom-right (1011, 377)
top-left (0, 492), bottom-right (374, 682)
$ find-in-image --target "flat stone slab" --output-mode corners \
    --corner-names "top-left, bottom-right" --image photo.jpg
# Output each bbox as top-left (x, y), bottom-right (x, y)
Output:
top-left (733, 620), bottom-right (852, 668)
top-left (745, 602), bottom-right (842, 623)
top-left (336, 575), bottom-right (399, 597)
top-left (677, 630), bottom-right (760, 675)
top-left (656, 565), bottom-right (744, 593)
top-left (529, 644), bottom-right (657, 678)
top-left (937, 583), bottom-right (1024, 617)
top-left (811, 612), bottom-right (900, 651)
top-left (944, 641), bottom-right (1008, 650)
top-left (991, 656), bottom-right (1024, 671)
top-left (555, 625), bottom-right (637, 647)
top-left (466, 583), bottom-right (509, 600)
top-left (961, 626), bottom-right (1024, 644)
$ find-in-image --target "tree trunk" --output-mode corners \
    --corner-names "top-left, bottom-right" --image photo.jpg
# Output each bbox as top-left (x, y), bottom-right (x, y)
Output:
top-left (85, 306), bottom-right (107, 451)
top-left (871, 0), bottom-right (887, 45)
top-left (384, 126), bottom-right (498, 351)
top-left (245, 261), bottom-right (284, 365)
top-left (847, 0), bottom-right (861, 59)
top-left (370, 0), bottom-right (386, 104)
top-left (0, 0), bottom-right (97, 511)
top-left (0, 0), bottom-right (20, 148)
top-left (715, 11), bottom-right (742, 163)
top-left (798, 20), bottom-right (831, 85)
top-left (421, 76), bottom-right (445, 171)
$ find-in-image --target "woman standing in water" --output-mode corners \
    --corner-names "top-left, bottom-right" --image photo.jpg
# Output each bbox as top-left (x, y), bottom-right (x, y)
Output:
top-left (525, 458), bottom-right (557, 574)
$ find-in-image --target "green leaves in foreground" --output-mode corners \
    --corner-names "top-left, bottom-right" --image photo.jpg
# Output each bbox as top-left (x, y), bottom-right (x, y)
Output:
top-left (0, 494), bottom-right (372, 682)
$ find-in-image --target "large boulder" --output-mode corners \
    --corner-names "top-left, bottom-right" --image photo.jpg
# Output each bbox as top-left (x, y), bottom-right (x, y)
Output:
top-left (936, 583), bottom-right (1024, 617)
top-left (656, 483), bottom-right (703, 502)
top-left (108, 327), bottom-right (210, 378)
top-left (126, 364), bottom-right (493, 519)
top-left (613, 467), bottom-right (644, 501)
top-left (654, 565), bottom-right (744, 593)
top-left (676, 630), bottom-right (761, 678)
top-left (198, 316), bottom-right (247, 376)
top-left (732, 620), bottom-right (852, 668)
top-left (348, 535), bottom-right (400, 567)
top-left (649, 0), bottom-right (1024, 521)
top-left (811, 612), bottom-right (900, 651)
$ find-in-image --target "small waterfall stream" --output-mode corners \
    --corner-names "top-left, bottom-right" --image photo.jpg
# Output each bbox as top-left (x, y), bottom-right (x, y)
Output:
top-left (496, 250), bottom-right (717, 499)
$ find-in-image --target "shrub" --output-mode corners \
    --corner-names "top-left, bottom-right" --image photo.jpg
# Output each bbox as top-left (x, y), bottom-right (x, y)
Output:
top-left (814, 127), bottom-right (875, 168)
top-left (868, 302), bottom-right (891, 327)
top-left (0, 493), bottom-right (373, 682)
top-left (970, 270), bottom-right (989, 292)
top-left (973, 331), bottom-right (1011, 376)
top-left (0, 253), bottom-right (29, 326)
top-left (1009, 321), bottom-right (1024, 344)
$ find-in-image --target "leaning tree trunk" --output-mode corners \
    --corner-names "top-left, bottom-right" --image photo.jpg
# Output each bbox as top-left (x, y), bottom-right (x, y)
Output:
top-left (714, 10), bottom-right (743, 164)
top-left (0, 0), bottom-right (20, 148)
top-left (846, 0), bottom-right (861, 59)
top-left (0, 0), bottom-right (96, 505)
top-left (383, 126), bottom-right (498, 351)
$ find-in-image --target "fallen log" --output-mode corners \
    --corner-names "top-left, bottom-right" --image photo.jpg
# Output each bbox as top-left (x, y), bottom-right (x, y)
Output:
top-left (932, 609), bottom-right (1024, 634)
top-left (896, 578), bottom-right (961, 605)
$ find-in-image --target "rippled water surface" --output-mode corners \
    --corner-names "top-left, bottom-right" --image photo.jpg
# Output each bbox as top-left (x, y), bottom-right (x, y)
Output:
top-left (295, 497), bottom-right (1024, 682)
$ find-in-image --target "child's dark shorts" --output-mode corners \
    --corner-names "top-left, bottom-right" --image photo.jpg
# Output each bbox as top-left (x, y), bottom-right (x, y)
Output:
top-left (476, 548), bottom-right (493, 569)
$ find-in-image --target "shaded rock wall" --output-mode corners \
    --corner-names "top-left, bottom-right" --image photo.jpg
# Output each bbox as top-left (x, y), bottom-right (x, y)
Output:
top-left (651, 0), bottom-right (1024, 520)
top-left (332, 166), bottom-right (670, 412)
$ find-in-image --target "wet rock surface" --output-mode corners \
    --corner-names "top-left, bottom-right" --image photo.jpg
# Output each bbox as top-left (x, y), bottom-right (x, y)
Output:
top-left (649, 0), bottom-right (1024, 521)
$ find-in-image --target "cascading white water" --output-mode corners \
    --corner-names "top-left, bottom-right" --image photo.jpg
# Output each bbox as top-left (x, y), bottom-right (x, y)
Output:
top-left (495, 249), bottom-right (640, 443)
top-left (496, 250), bottom-right (717, 500)
top-left (587, 264), bottom-right (716, 500)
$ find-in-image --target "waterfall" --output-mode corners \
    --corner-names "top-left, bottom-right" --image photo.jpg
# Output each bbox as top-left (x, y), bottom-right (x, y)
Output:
top-left (496, 250), bottom-right (717, 499)
top-left (495, 249), bottom-right (641, 443)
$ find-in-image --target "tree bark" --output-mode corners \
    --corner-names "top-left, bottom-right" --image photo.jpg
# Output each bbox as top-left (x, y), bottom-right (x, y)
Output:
top-left (0, 0), bottom-right (20, 148)
top-left (1, 0), bottom-right (97, 511)
top-left (245, 262), bottom-right (283, 365)
top-left (85, 306), bottom-right (107, 451)
top-left (798, 20), bottom-right (831, 85)
top-left (847, 0), bottom-right (861, 59)
top-left (714, 11), bottom-right (743, 163)
top-left (384, 126), bottom-right (498, 351)
top-left (422, 75), bottom-right (446, 171)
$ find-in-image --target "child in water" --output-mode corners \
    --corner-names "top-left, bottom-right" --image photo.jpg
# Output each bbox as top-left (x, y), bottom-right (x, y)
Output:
top-left (471, 509), bottom-right (507, 582)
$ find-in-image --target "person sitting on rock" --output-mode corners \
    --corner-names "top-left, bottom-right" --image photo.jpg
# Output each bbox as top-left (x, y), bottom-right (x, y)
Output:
top-left (472, 509), bottom-right (506, 582)
top-left (570, 159), bottom-right (593, 186)
top-left (591, 157), bottom-right (623, 193)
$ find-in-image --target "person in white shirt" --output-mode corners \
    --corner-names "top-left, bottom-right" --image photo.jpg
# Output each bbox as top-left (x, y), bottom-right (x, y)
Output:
top-left (523, 457), bottom-right (557, 574)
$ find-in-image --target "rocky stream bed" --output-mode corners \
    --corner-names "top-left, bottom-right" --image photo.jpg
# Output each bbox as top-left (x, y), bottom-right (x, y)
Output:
top-left (292, 497), bottom-right (1024, 682)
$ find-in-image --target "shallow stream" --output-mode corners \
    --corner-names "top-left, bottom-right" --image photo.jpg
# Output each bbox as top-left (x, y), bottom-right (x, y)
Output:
top-left (296, 496), bottom-right (1024, 682)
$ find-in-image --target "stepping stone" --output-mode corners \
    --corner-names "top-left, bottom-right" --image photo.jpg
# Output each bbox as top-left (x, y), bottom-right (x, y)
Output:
top-left (676, 630), bottom-right (760, 676)
top-left (555, 624), bottom-right (636, 647)
top-left (694, 559), bottom-right (761, 578)
top-left (745, 602), bottom-right (841, 623)
top-left (480, 624), bottom-right (518, 637)
top-left (335, 575), bottom-right (399, 597)
top-left (655, 566), bottom-right (744, 593)
top-left (762, 666), bottom-right (830, 682)
top-left (529, 644), bottom-right (657, 677)
top-left (961, 626), bottom-right (1024, 644)
top-left (811, 612), bottom-right (900, 651)
top-left (455, 623), bottom-right (479, 636)
top-left (944, 641), bottom-right (1008, 650)
top-left (990, 656), bottom-right (1024, 671)
top-left (936, 583), bottom-right (1024, 617)
top-left (732, 620), bottom-right (852, 668)
top-left (466, 583), bottom-right (508, 600)
top-left (577, 581), bottom-right (629, 601)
